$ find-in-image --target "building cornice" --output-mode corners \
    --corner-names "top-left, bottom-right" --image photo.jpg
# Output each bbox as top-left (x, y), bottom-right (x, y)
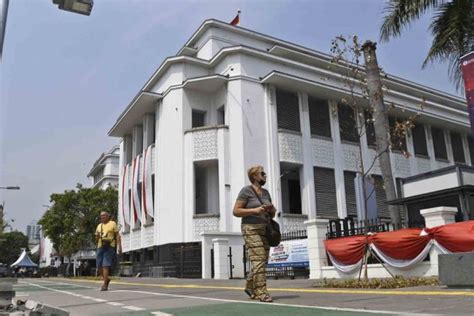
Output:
top-left (178, 19), bottom-right (464, 101)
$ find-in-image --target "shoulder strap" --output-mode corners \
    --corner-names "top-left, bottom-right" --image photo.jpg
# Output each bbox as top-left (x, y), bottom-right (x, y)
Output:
top-left (249, 185), bottom-right (264, 206)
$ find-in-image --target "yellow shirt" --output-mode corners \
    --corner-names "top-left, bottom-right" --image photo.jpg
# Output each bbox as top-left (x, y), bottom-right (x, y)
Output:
top-left (96, 220), bottom-right (118, 248)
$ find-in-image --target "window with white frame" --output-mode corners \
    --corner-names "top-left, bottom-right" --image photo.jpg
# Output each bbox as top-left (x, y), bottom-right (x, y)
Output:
top-left (450, 132), bottom-right (465, 163)
top-left (314, 167), bottom-right (338, 218)
top-left (412, 124), bottom-right (428, 157)
top-left (431, 127), bottom-right (448, 160)
top-left (308, 96), bottom-right (331, 138)
top-left (338, 104), bottom-right (359, 143)
top-left (276, 89), bottom-right (300, 132)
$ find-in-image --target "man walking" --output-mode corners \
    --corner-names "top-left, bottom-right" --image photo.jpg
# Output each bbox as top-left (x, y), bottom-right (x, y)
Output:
top-left (95, 211), bottom-right (121, 291)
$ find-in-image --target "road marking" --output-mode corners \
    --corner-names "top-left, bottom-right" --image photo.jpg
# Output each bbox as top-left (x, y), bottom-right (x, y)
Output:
top-left (112, 289), bottom-right (402, 315)
top-left (57, 278), bottom-right (474, 297)
top-left (92, 298), bottom-right (107, 302)
top-left (123, 306), bottom-right (146, 311)
top-left (33, 279), bottom-right (96, 290)
top-left (106, 302), bottom-right (124, 306)
top-left (151, 312), bottom-right (173, 316)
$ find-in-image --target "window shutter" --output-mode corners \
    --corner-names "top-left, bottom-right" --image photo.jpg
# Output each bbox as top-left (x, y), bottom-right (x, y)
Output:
top-left (338, 104), bottom-right (359, 143)
top-left (343, 171), bottom-right (357, 217)
top-left (431, 127), bottom-right (448, 160)
top-left (450, 132), bottom-right (466, 163)
top-left (412, 124), bottom-right (428, 156)
top-left (314, 167), bottom-right (338, 218)
top-left (276, 89), bottom-right (300, 132)
top-left (372, 175), bottom-right (389, 219)
top-left (308, 97), bottom-right (331, 138)
top-left (468, 136), bottom-right (474, 166)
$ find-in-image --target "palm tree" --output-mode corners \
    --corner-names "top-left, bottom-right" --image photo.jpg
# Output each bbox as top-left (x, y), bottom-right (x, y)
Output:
top-left (380, 0), bottom-right (474, 90)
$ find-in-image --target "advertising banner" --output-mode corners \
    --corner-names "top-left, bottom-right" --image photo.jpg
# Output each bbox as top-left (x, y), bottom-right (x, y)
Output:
top-left (461, 51), bottom-right (474, 135)
top-left (268, 239), bottom-right (309, 267)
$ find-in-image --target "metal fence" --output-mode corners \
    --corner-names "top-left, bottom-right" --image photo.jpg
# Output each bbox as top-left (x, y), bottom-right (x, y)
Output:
top-left (326, 217), bottom-right (425, 239)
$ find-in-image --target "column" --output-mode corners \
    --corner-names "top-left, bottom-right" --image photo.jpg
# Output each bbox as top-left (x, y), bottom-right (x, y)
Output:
top-left (305, 218), bottom-right (329, 279)
top-left (405, 128), bottom-right (418, 174)
top-left (212, 238), bottom-right (229, 279)
top-left (425, 125), bottom-right (437, 170)
top-left (218, 127), bottom-right (231, 232)
top-left (328, 100), bottom-right (346, 218)
top-left (123, 135), bottom-right (133, 165)
top-left (143, 113), bottom-right (155, 148)
top-left (420, 206), bottom-right (457, 272)
top-left (132, 125), bottom-right (143, 157)
top-left (299, 92), bottom-right (317, 219)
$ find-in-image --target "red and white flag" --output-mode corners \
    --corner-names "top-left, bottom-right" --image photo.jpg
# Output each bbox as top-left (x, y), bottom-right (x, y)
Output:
top-left (120, 164), bottom-right (130, 228)
top-left (131, 156), bottom-right (141, 224)
top-left (230, 10), bottom-right (240, 26)
top-left (142, 145), bottom-right (154, 219)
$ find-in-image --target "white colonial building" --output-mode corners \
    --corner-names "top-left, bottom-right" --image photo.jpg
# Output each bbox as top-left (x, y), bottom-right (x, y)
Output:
top-left (109, 19), bottom-right (469, 278)
top-left (87, 145), bottom-right (120, 189)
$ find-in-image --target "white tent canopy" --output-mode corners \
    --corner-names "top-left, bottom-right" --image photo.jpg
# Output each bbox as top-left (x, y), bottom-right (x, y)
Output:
top-left (10, 249), bottom-right (38, 268)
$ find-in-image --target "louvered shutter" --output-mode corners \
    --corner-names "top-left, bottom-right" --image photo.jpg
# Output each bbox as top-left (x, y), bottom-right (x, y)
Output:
top-left (431, 127), bottom-right (448, 160)
top-left (338, 104), bottom-right (359, 143)
top-left (468, 136), bottom-right (474, 166)
top-left (372, 175), bottom-right (389, 219)
top-left (314, 167), bottom-right (338, 218)
top-left (450, 132), bottom-right (465, 163)
top-left (344, 171), bottom-right (357, 218)
top-left (276, 89), bottom-right (300, 132)
top-left (308, 97), bottom-right (331, 138)
top-left (412, 124), bottom-right (428, 156)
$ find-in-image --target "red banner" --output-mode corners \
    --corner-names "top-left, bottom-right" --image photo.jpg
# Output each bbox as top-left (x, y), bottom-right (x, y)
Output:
top-left (461, 51), bottom-right (474, 135)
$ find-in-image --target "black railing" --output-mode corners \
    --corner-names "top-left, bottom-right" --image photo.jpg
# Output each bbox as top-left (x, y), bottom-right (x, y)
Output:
top-left (326, 217), bottom-right (425, 240)
top-left (281, 229), bottom-right (307, 241)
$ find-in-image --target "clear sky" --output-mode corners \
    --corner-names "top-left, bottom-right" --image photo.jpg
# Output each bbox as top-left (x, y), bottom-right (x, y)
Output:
top-left (0, 0), bottom-right (464, 234)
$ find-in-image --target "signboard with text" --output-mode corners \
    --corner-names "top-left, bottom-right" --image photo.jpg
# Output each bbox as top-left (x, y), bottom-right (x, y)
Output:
top-left (268, 239), bottom-right (309, 268)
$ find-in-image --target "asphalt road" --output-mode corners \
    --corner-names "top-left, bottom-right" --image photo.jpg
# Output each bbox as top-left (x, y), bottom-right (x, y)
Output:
top-left (12, 278), bottom-right (474, 315)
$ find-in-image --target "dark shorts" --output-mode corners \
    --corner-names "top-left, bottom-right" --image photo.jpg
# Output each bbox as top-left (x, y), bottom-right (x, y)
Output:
top-left (96, 247), bottom-right (116, 268)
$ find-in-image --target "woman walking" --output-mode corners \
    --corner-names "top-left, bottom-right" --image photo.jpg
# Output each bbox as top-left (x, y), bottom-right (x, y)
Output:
top-left (233, 165), bottom-right (276, 303)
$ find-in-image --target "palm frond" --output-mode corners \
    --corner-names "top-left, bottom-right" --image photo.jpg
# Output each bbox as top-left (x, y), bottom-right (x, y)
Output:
top-left (380, 0), bottom-right (443, 42)
top-left (423, 0), bottom-right (474, 90)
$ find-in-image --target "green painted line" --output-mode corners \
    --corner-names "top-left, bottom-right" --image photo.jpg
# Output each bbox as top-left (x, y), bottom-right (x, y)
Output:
top-left (57, 278), bottom-right (474, 297)
top-left (159, 302), bottom-right (389, 316)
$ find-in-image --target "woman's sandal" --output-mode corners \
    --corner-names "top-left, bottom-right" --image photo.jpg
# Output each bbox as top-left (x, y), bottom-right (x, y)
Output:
top-left (244, 289), bottom-right (256, 299)
top-left (257, 294), bottom-right (273, 303)
top-left (100, 285), bottom-right (108, 291)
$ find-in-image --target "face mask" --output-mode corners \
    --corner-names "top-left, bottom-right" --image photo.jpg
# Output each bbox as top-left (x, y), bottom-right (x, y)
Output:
top-left (258, 179), bottom-right (266, 186)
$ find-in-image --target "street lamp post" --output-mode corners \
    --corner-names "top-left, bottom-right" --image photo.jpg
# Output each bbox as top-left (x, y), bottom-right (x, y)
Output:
top-left (0, 186), bottom-right (20, 190)
top-left (52, 0), bottom-right (93, 16)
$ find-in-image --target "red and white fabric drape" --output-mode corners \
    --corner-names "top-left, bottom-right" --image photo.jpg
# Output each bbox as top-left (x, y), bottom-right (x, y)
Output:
top-left (142, 145), bottom-right (154, 219)
top-left (324, 221), bottom-right (474, 273)
top-left (131, 156), bottom-right (141, 224)
top-left (120, 164), bottom-right (130, 227)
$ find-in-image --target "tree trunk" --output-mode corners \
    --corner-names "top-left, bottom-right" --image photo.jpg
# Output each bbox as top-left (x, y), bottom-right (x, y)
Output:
top-left (362, 41), bottom-right (401, 226)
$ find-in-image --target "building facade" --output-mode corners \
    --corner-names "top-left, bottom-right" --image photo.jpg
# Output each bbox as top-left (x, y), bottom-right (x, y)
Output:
top-left (109, 20), bottom-right (469, 277)
top-left (87, 145), bottom-right (120, 189)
